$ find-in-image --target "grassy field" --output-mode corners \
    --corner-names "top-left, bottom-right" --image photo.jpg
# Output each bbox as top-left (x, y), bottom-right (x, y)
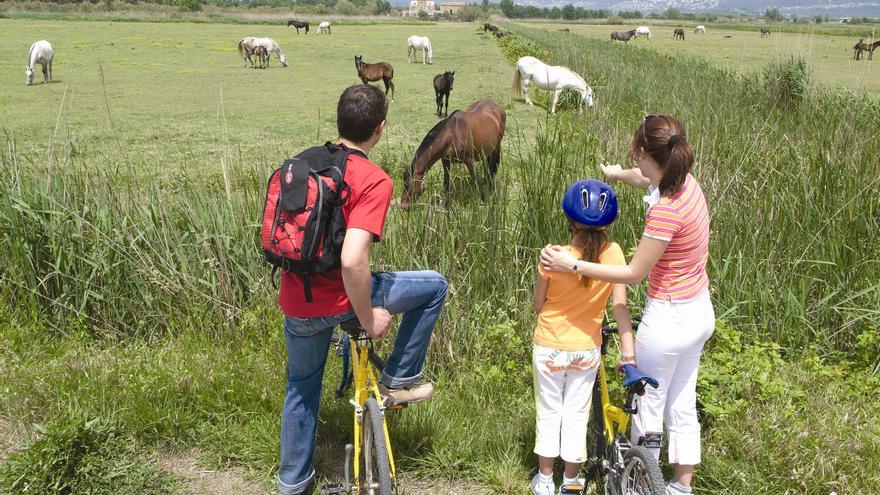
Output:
top-left (2, 17), bottom-right (880, 495)
top-left (0, 19), bottom-right (537, 176)
top-left (530, 21), bottom-right (880, 93)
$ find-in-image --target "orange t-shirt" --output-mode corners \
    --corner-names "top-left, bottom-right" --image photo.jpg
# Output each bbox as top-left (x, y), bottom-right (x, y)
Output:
top-left (534, 242), bottom-right (626, 351)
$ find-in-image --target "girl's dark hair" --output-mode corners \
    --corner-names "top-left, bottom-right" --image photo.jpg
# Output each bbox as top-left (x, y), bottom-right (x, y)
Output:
top-left (569, 219), bottom-right (608, 287)
top-left (629, 114), bottom-right (694, 196)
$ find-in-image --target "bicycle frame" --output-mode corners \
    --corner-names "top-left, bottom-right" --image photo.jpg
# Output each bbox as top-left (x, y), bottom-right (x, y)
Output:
top-left (595, 363), bottom-right (631, 447)
top-left (348, 331), bottom-right (397, 493)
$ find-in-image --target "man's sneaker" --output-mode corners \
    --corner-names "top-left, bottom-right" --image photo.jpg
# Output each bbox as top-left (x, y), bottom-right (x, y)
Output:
top-left (378, 380), bottom-right (434, 405)
top-left (558, 477), bottom-right (585, 494)
top-left (530, 473), bottom-right (555, 495)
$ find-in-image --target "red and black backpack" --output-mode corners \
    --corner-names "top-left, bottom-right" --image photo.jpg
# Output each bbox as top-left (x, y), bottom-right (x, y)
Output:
top-left (260, 142), bottom-right (365, 302)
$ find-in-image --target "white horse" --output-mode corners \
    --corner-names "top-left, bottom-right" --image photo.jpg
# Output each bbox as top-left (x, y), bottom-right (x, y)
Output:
top-left (635, 26), bottom-right (653, 40)
top-left (512, 56), bottom-right (594, 114)
top-left (238, 37), bottom-right (287, 68)
top-left (407, 35), bottom-right (433, 64)
top-left (26, 40), bottom-right (54, 86)
top-left (317, 21), bottom-right (331, 34)
top-left (695, 25), bottom-right (707, 34)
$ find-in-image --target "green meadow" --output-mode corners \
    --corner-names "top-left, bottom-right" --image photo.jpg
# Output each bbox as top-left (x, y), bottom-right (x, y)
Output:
top-left (530, 21), bottom-right (880, 93)
top-left (1, 16), bottom-right (880, 495)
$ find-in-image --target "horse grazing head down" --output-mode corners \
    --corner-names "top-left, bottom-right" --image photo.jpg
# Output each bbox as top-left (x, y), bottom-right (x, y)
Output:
top-left (25, 66), bottom-right (34, 85)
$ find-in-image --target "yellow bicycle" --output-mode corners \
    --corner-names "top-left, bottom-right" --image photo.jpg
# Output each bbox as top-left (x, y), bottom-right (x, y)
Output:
top-left (560, 322), bottom-right (665, 495)
top-left (323, 319), bottom-right (400, 495)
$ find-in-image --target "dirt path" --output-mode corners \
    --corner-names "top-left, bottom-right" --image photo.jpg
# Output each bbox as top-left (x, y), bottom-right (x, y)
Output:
top-left (158, 453), bottom-right (271, 495)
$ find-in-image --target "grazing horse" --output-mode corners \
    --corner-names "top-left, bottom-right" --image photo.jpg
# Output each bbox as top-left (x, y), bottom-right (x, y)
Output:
top-left (635, 26), bottom-right (653, 39)
top-left (611, 30), bottom-right (638, 42)
top-left (494, 30), bottom-right (506, 38)
top-left (407, 35), bottom-right (433, 64)
top-left (512, 56), bottom-right (594, 114)
top-left (673, 28), bottom-right (685, 40)
top-left (317, 21), bottom-right (331, 34)
top-left (26, 40), bottom-right (53, 86)
top-left (287, 19), bottom-right (309, 34)
top-left (355, 55), bottom-right (395, 101)
top-left (484, 23), bottom-right (498, 33)
top-left (760, 27), bottom-right (771, 38)
top-left (253, 45), bottom-right (268, 69)
top-left (401, 99), bottom-right (505, 207)
top-left (695, 25), bottom-right (706, 34)
top-left (853, 39), bottom-right (879, 60)
top-left (433, 71), bottom-right (454, 117)
top-left (238, 37), bottom-right (288, 68)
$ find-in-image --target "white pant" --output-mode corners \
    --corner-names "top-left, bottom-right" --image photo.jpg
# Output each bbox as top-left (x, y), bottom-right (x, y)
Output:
top-left (629, 291), bottom-right (715, 466)
top-left (532, 344), bottom-right (600, 463)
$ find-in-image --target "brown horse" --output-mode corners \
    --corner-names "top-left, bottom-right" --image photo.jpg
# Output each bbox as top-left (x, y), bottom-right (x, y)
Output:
top-left (673, 28), bottom-right (685, 41)
top-left (760, 27), bottom-right (771, 38)
top-left (433, 71), bottom-right (454, 117)
top-left (402, 99), bottom-right (506, 206)
top-left (853, 39), bottom-right (879, 60)
top-left (253, 45), bottom-right (268, 69)
top-left (355, 55), bottom-right (395, 101)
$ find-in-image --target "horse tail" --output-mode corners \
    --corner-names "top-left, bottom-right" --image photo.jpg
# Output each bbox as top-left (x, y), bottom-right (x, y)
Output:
top-left (512, 69), bottom-right (521, 95)
top-left (238, 40), bottom-right (244, 58)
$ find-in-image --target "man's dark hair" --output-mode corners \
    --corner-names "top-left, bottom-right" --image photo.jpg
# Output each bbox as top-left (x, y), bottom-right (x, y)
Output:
top-left (337, 84), bottom-right (388, 143)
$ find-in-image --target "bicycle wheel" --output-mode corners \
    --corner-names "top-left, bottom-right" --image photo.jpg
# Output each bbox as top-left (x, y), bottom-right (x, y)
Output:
top-left (362, 398), bottom-right (393, 495)
top-left (619, 446), bottom-right (664, 495)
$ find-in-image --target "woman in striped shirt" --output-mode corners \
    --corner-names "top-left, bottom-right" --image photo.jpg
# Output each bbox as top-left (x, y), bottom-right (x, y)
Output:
top-left (540, 115), bottom-right (713, 495)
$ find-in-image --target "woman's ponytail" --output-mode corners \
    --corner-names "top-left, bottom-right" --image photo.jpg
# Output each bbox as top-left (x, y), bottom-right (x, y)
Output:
top-left (630, 115), bottom-right (694, 196)
top-left (659, 134), bottom-right (694, 195)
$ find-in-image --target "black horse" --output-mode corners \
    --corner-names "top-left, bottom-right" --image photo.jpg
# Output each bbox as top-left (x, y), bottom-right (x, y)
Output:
top-left (673, 28), bottom-right (685, 40)
top-left (287, 19), bottom-right (309, 34)
top-left (433, 71), bottom-right (454, 117)
top-left (483, 23), bottom-right (498, 33)
top-left (611, 29), bottom-right (637, 42)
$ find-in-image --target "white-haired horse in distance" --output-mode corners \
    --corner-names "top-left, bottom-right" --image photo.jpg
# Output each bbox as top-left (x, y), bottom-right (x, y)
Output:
top-left (26, 40), bottom-right (54, 86)
top-left (695, 25), bottom-right (706, 34)
top-left (512, 56), bottom-right (594, 114)
top-left (635, 26), bottom-right (653, 39)
top-left (317, 21), bottom-right (331, 34)
top-left (407, 35), bottom-right (433, 64)
top-left (238, 37), bottom-right (288, 68)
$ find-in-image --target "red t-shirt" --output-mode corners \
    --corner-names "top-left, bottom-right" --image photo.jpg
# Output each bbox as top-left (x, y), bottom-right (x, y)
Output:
top-left (278, 151), bottom-right (393, 318)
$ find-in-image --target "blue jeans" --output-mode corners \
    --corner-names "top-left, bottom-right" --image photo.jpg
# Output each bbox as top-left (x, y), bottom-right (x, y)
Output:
top-left (278, 270), bottom-right (448, 495)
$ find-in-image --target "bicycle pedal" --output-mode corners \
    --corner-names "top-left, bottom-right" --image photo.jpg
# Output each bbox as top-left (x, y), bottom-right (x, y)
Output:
top-left (321, 483), bottom-right (348, 494)
top-left (559, 485), bottom-right (583, 494)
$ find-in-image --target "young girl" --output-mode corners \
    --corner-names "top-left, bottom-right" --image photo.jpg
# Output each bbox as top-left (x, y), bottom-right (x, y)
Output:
top-left (540, 115), bottom-right (714, 495)
top-left (531, 179), bottom-right (635, 495)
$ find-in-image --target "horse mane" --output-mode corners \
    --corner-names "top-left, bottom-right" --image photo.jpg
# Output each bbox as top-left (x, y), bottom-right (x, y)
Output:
top-left (411, 113), bottom-right (458, 170)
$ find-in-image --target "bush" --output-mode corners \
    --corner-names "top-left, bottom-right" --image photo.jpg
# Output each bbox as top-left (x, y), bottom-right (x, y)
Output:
top-left (456, 4), bottom-right (483, 22)
top-left (606, 16), bottom-right (624, 24)
top-left (0, 414), bottom-right (178, 495)
top-left (763, 55), bottom-right (811, 108)
top-left (334, 0), bottom-right (354, 15)
top-left (175, 0), bottom-right (201, 11)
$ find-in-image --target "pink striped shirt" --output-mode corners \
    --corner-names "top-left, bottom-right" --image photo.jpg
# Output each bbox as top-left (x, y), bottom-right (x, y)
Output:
top-left (643, 174), bottom-right (710, 301)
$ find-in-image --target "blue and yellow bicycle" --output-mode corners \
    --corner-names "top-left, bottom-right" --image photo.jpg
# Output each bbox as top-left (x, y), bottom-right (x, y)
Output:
top-left (560, 322), bottom-right (665, 495)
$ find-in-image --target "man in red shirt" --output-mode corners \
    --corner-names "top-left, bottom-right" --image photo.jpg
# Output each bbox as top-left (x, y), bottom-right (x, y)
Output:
top-left (278, 84), bottom-right (448, 495)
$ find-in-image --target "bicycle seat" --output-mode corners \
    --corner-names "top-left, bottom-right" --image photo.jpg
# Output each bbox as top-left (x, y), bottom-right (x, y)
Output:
top-left (621, 364), bottom-right (659, 390)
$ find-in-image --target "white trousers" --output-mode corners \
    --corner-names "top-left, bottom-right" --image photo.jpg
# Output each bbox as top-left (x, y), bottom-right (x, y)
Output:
top-left (533, 344), bottom-right (600, 463)
top-left (629, 291), bottom-right (715, 466)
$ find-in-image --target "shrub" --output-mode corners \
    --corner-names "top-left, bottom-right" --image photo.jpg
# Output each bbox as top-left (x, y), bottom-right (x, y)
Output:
top-left (334, 0), bottom-right (354, 15)
top-left (763, 55), bottom-right (811, 108)
top-left (175, 0), bottom-right (201, 11)
top-left (606, 16), bottom-right (623, 25)
top-left (0, 414), bottom-right (178, 495)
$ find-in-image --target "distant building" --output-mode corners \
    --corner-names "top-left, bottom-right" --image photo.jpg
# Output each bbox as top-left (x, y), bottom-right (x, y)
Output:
top-left (402, 0), bottom-right (437, 17)
top-left (439, 1), bottom-right (468, 16)
top-left (838, 17), bottom-right (852, 23)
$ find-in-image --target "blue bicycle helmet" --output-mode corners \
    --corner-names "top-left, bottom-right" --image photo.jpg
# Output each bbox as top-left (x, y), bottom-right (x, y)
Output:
top-left (562, 179), bottom-right (618, 227)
